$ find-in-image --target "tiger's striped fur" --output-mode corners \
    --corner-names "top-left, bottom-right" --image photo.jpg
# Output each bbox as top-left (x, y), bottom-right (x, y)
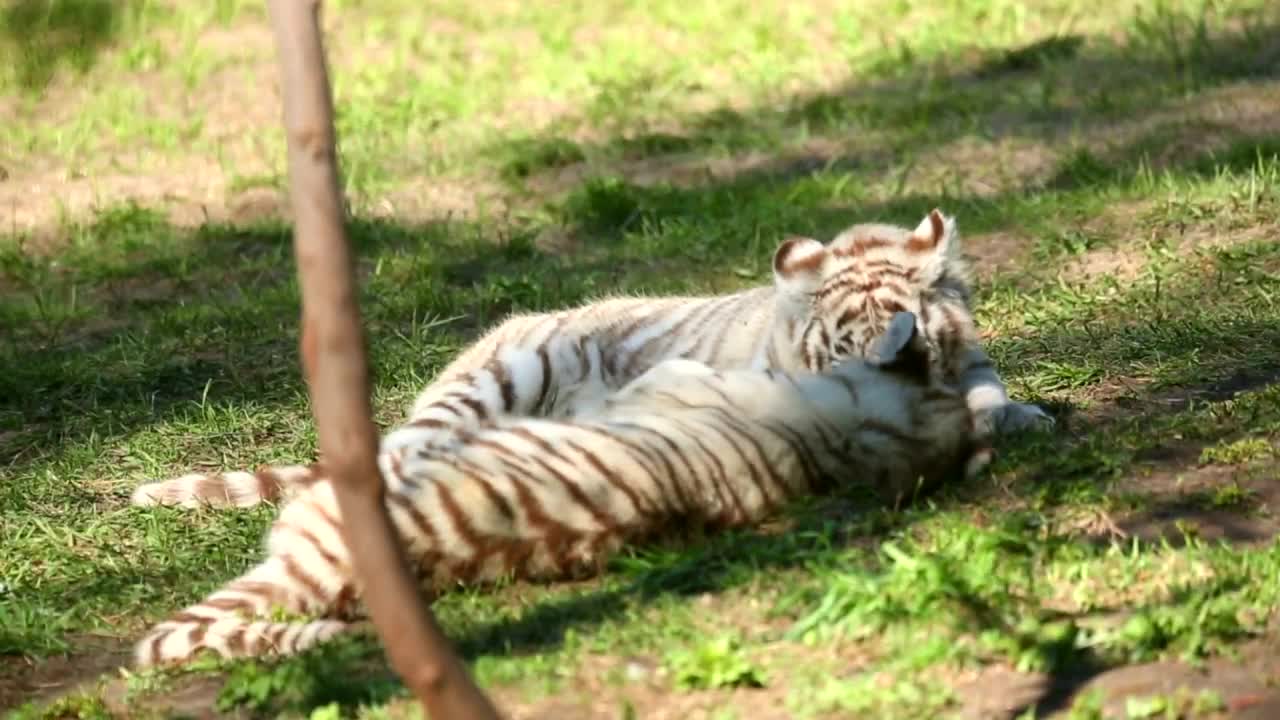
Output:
top-left (133, 312), bottom-right (991, 667)
top-left (130, 209), bottom-right (1049, 510)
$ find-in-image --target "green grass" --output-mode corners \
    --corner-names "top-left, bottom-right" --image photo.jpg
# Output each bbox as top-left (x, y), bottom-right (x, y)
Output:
top-left (3, 0), bottom-right (1280, 717)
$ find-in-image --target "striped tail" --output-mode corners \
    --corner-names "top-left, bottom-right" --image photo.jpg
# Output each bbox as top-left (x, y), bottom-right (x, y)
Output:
top-left (133, 556), bottom-right (354, 667)
top-left (130, 463), bottom-right (321, 509)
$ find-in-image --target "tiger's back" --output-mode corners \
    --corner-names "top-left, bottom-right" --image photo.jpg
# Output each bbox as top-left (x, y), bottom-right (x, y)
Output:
top-left (134, 312), bottom-right (988, 667)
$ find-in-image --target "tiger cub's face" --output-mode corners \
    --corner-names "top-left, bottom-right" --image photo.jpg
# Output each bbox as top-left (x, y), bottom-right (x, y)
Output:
top-left (771, 208), bottom-right (978, 382)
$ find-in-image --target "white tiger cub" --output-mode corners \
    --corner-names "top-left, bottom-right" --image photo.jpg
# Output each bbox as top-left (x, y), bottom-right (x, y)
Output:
top-left (134, 311), bottom-right (992, 667)
top-left (131, 208), bottom-right (1049, 510)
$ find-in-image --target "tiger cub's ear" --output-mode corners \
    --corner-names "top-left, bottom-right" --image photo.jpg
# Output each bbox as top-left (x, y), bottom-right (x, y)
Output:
top-left (866, 311), bottom-right (931, 380)
top-left (772, 236), bottom-right (827, 311)
top-left (908, 208), bottom-right (964, 285)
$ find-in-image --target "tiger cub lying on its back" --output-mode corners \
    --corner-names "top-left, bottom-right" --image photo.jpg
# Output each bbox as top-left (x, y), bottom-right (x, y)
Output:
top-left (131, 209), bottom-right (1050, 511)
top-left (134, 311), bottom-right (992, 667)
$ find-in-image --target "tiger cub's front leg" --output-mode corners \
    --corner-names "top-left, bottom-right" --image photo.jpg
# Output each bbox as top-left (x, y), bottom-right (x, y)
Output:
top-left (953, 345), bottom-right (1055, 437)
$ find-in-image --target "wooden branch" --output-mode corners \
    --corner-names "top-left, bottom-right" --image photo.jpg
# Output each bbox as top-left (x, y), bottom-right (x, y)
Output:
top-left (264, 2), bottom-right (502, 717)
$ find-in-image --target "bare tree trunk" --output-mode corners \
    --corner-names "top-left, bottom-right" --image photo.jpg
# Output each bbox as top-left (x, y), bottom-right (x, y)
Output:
top-left (264, 2), bottom-right (502, 717)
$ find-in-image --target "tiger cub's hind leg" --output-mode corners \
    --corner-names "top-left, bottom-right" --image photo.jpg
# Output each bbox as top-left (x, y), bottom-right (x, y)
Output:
top-left (135, 487), bottom-right (360, 666)
top-left (133, 555), bottom-right (356, 667)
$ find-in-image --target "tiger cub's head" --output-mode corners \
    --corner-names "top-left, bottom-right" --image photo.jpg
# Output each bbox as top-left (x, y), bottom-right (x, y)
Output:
top-left (771, 208), bottom-right (978, 382)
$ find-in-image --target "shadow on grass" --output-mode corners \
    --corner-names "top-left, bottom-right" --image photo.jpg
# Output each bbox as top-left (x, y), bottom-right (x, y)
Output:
top-left (0, 207), bottom-right (607, 489)
top-left (988, 576), bottom-right (1265, 719)
top-left (489, 12), bottom-right (1279, 199)
top-left (519, 129), bottom-right (1280, 262)
top-left (0, 0), bottom-right (154, 93)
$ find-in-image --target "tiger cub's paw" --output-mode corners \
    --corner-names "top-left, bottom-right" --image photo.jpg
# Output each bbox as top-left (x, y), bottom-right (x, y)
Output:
top-left (973, 401), bottom-right (1055, 438)
top-left (995, 402), bottom-right (1056, 435)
